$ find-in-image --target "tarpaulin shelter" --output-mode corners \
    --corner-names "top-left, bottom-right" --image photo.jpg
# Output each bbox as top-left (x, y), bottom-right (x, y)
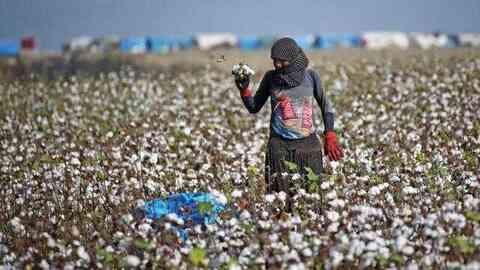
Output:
top-left (90, 35), bottom-right (120, 53)
top-left (458, 33), bottom-right (480, 47)
top-left (147, 36), bottom-right (194, 53)
top-left (119, 37), bottom-right (147, 54)
top-left (195, 33), bottom-right (237, 50)
top-left (314, 33), bottom-right (363, 49)
top-left (446, 34), bottom-right (460, 48)
top-left (237, 36), bottom-right (263, 50)
top-left (362, 32), bottom-right (410, 50)
top-left (62, 36), bottom-right (94, 53)
top-left (289, 35), bottom-right (315, 49)
top-left (409, 32), bottom-right (456, 49)
top-left (258, 35), bottom-right (276, 48)
top-left (21, 36), bottom-right (36, 50)
top-left (0, 40), bottom-right (20, 56)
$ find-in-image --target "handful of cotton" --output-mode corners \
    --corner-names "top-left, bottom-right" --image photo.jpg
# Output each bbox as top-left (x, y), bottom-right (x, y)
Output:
top-left (232, 63), bottom-right (255, 81)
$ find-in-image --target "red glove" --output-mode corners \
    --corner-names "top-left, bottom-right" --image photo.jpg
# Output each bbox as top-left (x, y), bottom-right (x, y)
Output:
top-left (324, 130), bottom-right (343, 161)
top-left (239, 87), bottom-right (252, 97)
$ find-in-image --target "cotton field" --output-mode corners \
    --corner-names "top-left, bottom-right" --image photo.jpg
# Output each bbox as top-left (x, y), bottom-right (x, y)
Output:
top-left (1, 50), bottom-right (480, 269)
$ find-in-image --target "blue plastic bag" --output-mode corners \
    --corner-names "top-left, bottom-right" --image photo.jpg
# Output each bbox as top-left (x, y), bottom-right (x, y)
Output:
top-left (142, 192), bottom-right (225, 240)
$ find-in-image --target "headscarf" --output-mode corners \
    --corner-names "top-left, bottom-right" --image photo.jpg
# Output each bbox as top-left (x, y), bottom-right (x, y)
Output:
top-left (270, 37), bottom-right (309, 88)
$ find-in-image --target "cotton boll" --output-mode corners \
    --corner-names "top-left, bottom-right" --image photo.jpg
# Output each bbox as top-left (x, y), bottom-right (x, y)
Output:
top-left (326, 190), bottom-right (337, 200)
top-left (403, 186), bottom-right (418, 194)
top-left (232, 189), bottom-right (243, 198)
top-left (125, 255), bottom-right (141, 267)
top-left (327, 222), bottom-right (339, 233)
top-left (277, 191), bottom-right (287, 202)
top-left (77, 246), bottom-right (90, 262)
top-left (329, 199), bottom-right (345, 208)
top-left (240, 210), bottom-right (251, 220)
top-left (329, 250), bottom-right (344, 268)
top-left (368, 185), bottom-right (381, 197)
top-left (326, 211), bottom-right (340, 222)
top-left (395, 235), bottom-right (408, 250)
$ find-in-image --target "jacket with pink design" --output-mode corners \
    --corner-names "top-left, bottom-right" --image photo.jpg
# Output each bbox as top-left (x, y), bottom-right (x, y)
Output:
top-left (240, 69), bottom-right (335, 140)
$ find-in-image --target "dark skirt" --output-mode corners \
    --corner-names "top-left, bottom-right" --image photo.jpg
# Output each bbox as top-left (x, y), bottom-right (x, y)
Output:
top-left (265, 132), bottom-right (323, 194)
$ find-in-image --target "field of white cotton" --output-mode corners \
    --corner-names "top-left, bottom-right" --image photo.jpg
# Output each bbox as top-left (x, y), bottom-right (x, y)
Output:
top-left (0, 50), bottom-right (479, 269)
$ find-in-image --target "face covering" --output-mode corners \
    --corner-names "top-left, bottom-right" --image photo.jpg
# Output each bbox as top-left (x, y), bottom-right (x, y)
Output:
top-left (270, 37), bottom-right (309, 88)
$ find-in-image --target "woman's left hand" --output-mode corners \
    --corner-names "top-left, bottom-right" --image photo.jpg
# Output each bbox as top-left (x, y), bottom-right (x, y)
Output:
top-left (324, 130), bottom-right (343, 161)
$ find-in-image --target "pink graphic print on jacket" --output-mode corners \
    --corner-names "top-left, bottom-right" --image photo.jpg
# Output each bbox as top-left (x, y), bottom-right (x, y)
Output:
top-left (302, 98), bottom-right (313, 129)
top-left (275, 93), bottom-right (296, 120)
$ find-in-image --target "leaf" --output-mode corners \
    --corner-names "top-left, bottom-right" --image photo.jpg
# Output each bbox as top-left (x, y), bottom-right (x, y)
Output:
top-left (448, 236), bottom-right (475, 254)
top-left (415, 151), bottom-right (425, 162)
top-left (197, 201), bottom-right (213, 214)
top-left (308, 182), bottom-right (319, 193)
top-left (220, 257), bottom-right (237, 270)
top-left (39, 154), bottom-right (51, 163)
top-left (96, 152), bottom-right (105, 162)
top-left (95, 171), bottom-right (106, 181)
top-left (247, 165), bottom-right (258, 176)
top-left (389, 253), bottom-right (404, 265)
top-left (134, 239), bottom-right (153, 250)
top-left (376, 255), bottom-right (389, 267)
top-left (305, 167), bottom-right (320, 183)
top-left (283, 160), bottom-right (298, 172)
top-left (189, 247), bottom-right (206, 266)
top-left (465, 211), bottom-right (480, 222)
top-left (96, 247), bottom-right (114, 263)
top-left (241, 222), bottom-right (254, 232)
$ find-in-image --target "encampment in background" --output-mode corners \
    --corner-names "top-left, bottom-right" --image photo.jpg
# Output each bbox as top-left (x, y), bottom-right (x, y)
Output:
top-left (362, 32), bottom-right (410, 50)
top-left (147, 35), bottom-right (194, 54)
top-left (21, 36), bottom-right (36, 51)
top-left (0, 39), bottom-right (20, 56)
top-left (314, 33), bottom-right (363, 49)
top-left (458, 33), bottom-right (480, 47)
top-left (289, 34), bottom-right (316, 50)
top-left (119, 36), bottom-right (148, 54)
top-left (194, 33), bottom-right (237, 50)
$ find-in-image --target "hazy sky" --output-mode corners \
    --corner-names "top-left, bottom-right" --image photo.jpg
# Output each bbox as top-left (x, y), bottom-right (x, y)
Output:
top-left (1, 0), bottom-right (479, 50)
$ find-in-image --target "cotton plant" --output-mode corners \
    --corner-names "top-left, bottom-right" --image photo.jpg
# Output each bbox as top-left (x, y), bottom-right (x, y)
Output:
top-left (1, 52), bottom-right (480, 269)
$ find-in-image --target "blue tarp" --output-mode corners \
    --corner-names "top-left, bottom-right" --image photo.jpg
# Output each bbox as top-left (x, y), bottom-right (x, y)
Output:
top-left (146, 36), bottom-right (194, 53)
top-left (444, 34), bottom-right (460, 48)
top-left (237, 36), bottom-right (263, 50)
top-left (142, 192), bottom-right (225, 240)
top-left (119, 37), bottom-right (147, 53)
top-left (258, 35), bottom-right (276, 48)
top-left (314, 33), bottom-right (363, 49)
top-left (0, 40), bottom-right (20, 56)
top-left (290, 35), bottom-right (315, 49)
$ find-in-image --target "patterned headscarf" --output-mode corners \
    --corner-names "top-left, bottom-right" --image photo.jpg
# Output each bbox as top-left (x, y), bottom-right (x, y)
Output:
top-left (271, 37), bottom-right (309, 88)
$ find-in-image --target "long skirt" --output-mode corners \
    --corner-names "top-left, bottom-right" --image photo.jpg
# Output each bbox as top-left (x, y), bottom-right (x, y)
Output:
top-left (265, 132), bottom-right (323, 195)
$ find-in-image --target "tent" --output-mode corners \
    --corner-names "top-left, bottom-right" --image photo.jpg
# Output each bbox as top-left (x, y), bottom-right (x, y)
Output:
top-left (147, 36), bottom-right (194, 53)
top-left (195, 33), bottom-right (237, 50)
top-left (258, 35), bottom-right (277, 48)
top-left (90, 35), bottom-right (120, 53)
top-left (446, 34), bottom-right (460, 48)
top-left (62, 36), bottom-right (94, 53)
top-left (458, 33), bottom-right (480, 47)
top-left (119, 37), bottom-right (147, 54)
top-left (21, 36), bottom-right (36, 50)
top-left (0, 40), bottom-right (20, 56)
top-left (362, 32), bottom-right (410, 50)
top-left (314, 33), bottom-right (363, 49)
top-left (289, 35), bottom-right (315, 49)
top-left (409, 32), bottom-right (456, 49)
top-left (237, 36), bottom-right (263, 50)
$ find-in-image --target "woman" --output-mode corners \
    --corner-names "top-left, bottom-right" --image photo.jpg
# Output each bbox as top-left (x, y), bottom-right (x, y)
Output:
top-left (234, 37), bottom-right (343, 196)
